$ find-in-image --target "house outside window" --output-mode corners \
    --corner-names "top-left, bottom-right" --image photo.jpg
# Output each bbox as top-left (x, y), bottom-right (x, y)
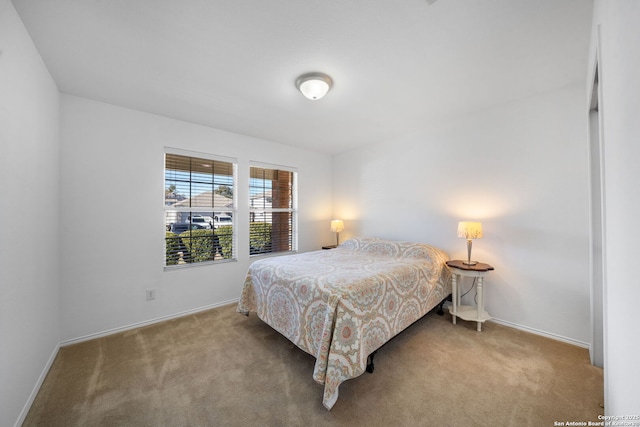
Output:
top-left (249, 163), bottom-right (297, 256)
top-left (164, 149), bottom-right (236, 268)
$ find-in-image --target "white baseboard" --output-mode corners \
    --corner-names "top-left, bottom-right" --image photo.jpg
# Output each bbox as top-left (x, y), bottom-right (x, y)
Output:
top-left (490, 317), bottom-right (590, 349)
top-left (60, 298), bottom-right (240, 347)
top-left (14, 343), bottom-right (60, 427)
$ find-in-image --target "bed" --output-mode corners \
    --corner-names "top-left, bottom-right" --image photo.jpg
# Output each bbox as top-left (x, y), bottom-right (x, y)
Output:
top-left (236, 237), bottom-right (451, 409)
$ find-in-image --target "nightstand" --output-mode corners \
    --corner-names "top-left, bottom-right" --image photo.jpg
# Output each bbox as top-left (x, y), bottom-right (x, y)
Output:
top-left (446, 260), bottom-right (495, 332)
top-left (322, 245), bottom-right (337, 250)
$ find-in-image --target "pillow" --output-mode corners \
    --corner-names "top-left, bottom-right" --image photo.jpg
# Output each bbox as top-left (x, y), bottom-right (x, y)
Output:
top-left (339, 237), bottom-right (447, 261)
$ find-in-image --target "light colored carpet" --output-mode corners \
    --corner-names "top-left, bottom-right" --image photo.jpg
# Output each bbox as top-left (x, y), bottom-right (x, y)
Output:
top-left (24, 303), bottom-right (603, 426)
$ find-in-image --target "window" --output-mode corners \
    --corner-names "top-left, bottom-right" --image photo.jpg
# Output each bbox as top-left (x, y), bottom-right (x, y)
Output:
top-left (164, 150), bottom-right (236, 268)
top-left (249, 163), bottom-right (297, 255)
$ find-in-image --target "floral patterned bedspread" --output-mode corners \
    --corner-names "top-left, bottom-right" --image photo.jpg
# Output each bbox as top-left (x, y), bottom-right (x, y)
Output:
top-left (237, 237), bottom-right (451, 409)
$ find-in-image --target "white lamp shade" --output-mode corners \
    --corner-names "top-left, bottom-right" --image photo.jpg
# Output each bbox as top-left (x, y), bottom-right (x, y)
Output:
top-left (296, 73), bottom-right (333, 100)
top-left (457, 221), bottom-right (483, 239)
top-left (330, 220), bottom-right (344, 233)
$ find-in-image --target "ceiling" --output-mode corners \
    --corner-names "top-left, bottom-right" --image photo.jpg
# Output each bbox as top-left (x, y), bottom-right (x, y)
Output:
top-left (12, 0), bottom-right (593, 155)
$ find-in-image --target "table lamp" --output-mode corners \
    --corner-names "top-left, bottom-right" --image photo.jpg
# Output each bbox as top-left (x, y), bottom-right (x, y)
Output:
top-left (457, 221), bottom-right (483, 265)
top-left (331, 220), bottom-right (344, 246)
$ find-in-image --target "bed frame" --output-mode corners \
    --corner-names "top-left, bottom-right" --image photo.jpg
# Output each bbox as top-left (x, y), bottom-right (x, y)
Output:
top-left (365, 294), bottom-right (450, 373)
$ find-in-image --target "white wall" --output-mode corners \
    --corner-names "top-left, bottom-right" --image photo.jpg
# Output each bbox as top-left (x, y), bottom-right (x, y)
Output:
top-left (334, 83), bottom-right (590, 345)
top-left (590, 0), bottom-right (640, 414)
top-left (59, 94), bottom-right (333, 342)
top-left (0, 1), bottom-right (61, 426)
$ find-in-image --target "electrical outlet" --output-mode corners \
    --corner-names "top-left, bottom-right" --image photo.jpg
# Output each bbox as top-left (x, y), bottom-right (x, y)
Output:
top-left (146, 289), bottom-right (156, 301)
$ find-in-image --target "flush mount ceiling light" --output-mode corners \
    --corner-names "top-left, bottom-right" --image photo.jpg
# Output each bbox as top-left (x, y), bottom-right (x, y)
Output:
top-left (295, 72), bottom-right (333, 100)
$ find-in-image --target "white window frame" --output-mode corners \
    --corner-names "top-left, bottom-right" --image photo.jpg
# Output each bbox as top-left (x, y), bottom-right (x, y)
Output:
top-left (164, 148), bottom-right (237, 269)
top-left (249, 161), bottom-right (298, 256)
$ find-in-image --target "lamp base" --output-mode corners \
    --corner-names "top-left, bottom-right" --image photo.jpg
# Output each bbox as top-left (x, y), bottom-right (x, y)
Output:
top-left (462, 260), bottom-right (478, 266)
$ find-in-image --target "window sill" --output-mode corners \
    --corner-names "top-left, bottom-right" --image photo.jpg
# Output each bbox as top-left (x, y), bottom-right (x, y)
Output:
top-left (164, 258), bottom-right (237, 271)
